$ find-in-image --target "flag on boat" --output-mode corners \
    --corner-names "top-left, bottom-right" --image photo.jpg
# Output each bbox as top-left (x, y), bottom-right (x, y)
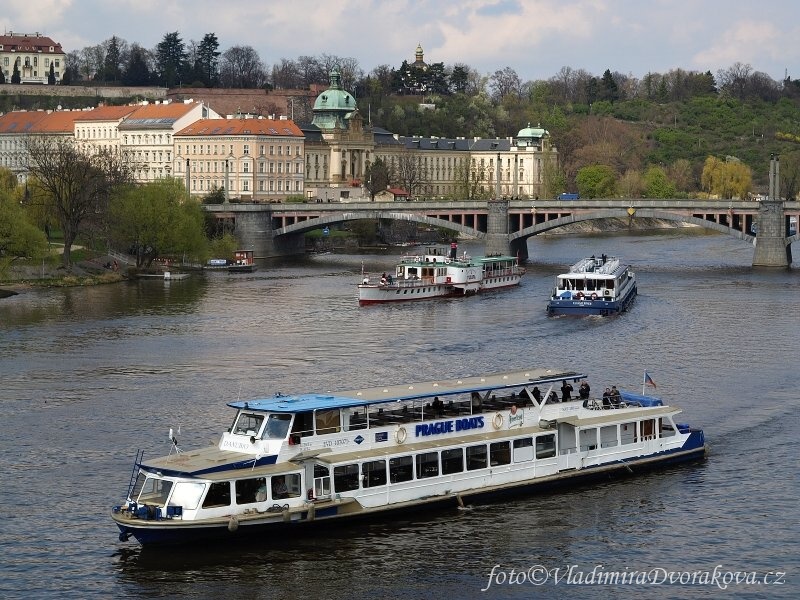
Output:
top-left (644, 371), bottom-right (657, 388)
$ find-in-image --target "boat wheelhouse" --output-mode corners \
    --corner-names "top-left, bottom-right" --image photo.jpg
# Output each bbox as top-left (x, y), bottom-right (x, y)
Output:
top-left (547, 256), bottom-right (637, 316)
top-left (112, 367), bottom-right (705, 546)
top-left (358, 244), bottom-right (523, 305)
top-left (229, 250), bottom-right (256, 273)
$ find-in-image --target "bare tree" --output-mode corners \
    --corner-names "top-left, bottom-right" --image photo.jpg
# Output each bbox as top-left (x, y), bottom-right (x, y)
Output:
top-left (25, 136), bottom-right (133, 268)
top-left (395, 155), bottom-right (429, 199)
top-left (219, 46), bottom-right (267, 88)
top-left (489, 67), bottom-right (523, 102)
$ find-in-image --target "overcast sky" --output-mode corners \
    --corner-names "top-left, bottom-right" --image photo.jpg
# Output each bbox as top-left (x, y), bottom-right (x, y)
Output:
top-left (4, 0), bottom-right (799, 83)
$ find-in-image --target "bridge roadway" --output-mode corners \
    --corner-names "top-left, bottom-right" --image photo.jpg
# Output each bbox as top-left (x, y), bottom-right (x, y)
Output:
top-left (206, 198), bottom-right (799, 266)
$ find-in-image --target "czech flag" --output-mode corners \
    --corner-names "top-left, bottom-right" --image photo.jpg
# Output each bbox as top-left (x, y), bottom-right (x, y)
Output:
top-left (644, 371), bottom-right (657, 388)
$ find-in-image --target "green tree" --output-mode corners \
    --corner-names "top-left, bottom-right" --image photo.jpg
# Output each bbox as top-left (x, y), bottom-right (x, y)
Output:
top-left (102, 36), bottom-right (123, 82)
top-left (25, 136), bottom-right (133, 268)
top-left (701, 156), bottom-right (752, 199)
top-left (109, 180), bottom-right (208, 268)
top-left (365, 158), bottom-right (391, 200)
top-left (11, 59), bottom-right (21, 84)
top-left (0, 189), bottom-right (48, 276)
top-left (642, 165), bottom-right (676, 198)
top-left (576, 164), bottom-right (617, 198)
top-left (122, 44), bottom-right (152, 86)
top-left (48, 62), bottom-right (56, 85)
top-left (155, 31), bottom-right (188, 88)
top-left (196, 33), bottom-right (220, 87)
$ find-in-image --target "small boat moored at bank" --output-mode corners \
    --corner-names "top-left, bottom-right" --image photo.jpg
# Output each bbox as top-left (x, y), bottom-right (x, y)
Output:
top-left (228, 250), bottom-right (257, 273)
top-left (547, 255), bottom-right (637, 316)
top-left (112, 366), bottom-right (706, 546)
top-left (358, 244), bottom-right (524, 305)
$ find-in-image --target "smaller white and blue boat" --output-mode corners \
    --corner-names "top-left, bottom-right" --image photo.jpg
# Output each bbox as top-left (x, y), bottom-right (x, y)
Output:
top-left (547, 256), bottom-right (637, 316)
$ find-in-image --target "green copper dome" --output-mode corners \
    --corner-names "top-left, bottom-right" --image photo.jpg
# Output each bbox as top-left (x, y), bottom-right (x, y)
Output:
top-left (312, 68), bottom-right (356, 112)
top-left (517, 122), bottom-right (547, 138)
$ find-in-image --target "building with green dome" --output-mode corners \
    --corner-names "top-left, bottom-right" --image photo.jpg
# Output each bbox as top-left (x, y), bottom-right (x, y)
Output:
top-left (303, 68), bottom-right (374, 195)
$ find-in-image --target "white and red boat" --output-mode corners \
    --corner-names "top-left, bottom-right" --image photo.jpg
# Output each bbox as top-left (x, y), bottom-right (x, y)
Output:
top-left (358, 245), bottom-right (524, 305)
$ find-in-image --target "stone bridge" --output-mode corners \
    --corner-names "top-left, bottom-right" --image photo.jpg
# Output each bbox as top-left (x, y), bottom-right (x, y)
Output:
top-left (205, 198), bottom-right (799, 267)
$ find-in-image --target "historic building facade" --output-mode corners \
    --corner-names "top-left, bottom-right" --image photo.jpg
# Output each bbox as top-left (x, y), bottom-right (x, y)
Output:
top-left (175, 117), bottom-right (305, 201)
top-left (0, 32), bottom-right (65, 84)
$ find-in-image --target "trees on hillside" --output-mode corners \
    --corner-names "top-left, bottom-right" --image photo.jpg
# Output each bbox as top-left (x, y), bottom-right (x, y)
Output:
top-left (155, 32), bottom-right (189, 88)
top-left (219, 46), bottom-right (267, 88)
top-left (701, 156), bottom-right (752, 199)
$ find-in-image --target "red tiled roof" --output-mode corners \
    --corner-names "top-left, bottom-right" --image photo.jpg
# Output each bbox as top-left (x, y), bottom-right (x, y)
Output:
top-left (175, 118), bottom-right (303, 137)
top-left (0, 111), bottom-right (49, 134)
top-left (32, 111), bottom-right (86, 133)
top-left (0, 33), bottom-right (63, 53)
top-left (73, 106), bottom-right (139, 121)
top-left (126, 101), bottom-right (203, 120)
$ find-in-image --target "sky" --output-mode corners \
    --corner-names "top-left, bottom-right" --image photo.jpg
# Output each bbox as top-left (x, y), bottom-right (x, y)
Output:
top-left (3, 0), bottom-right (799, 83)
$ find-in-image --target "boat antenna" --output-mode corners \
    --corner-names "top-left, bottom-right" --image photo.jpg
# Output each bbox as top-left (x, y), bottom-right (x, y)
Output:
top-left (168, 427), bottom-right (181, 455)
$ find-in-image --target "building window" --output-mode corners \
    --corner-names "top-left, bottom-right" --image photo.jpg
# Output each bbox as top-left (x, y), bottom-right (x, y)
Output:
top-left (243, 144), bottom-right (250, 155)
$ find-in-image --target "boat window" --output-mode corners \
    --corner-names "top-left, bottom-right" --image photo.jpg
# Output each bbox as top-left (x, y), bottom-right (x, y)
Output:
top-left (620, 422), bottom-right (637, 444)
top-left (333, 464), bottom-right (360, 492)
top-left (264, 414), bottom-right (292, 439)
top-left (466, 444), bottom-right (488, 470)
top-left (291, 411), bottom-right (314, 439)
top-left (235, 476), bottom-right (267, 504)
top-left (490, 442), bottom-right (511, 466)
top-left (233, 412), bottom-right (265, 436)
top-left (169, 481), bottom-right (205, 510)
top-left (513, 437), bottom-right (534, 463)
top-left (416, 452), bottom-right (439, 478)
top-left (600, 425), bottom-right (618, 448)
top-left (660, 418), bottom-right (676, 437)
top-left (580, 428), bottom-right (598, 451)
top-left (137, 476), bottom-right (173, 505)
top-left (441, 448), bottom-right (464, 474)
top-left (130, 472), bottom-right (147, 500)
top-left (389, 456), bottom-right (413, 483)
top-left (315, 409), bottom-right (341, 435)
top-left (641, 419), bottom-right (656, 441)
top-left (271, 473), bottom-right (300, 499)
top-left (313, 465), bottom-right (330, 498)
top-left (202, 482), bottom-right (231, 508)
top-left (362, 460), bottom-right (387, 487)
top-left (535, 434), bottom-right (556, 459)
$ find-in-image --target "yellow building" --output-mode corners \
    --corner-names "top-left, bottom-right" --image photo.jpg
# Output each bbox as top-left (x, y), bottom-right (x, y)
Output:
top-left (174, 117), bottom-right (305, 201)
top-left (0, 32), bottom-right (65, 84)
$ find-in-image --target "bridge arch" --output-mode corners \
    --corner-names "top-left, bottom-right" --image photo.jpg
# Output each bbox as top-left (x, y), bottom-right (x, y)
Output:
top-left (275, 211), bottom-right (486, 239)
top-left (510, 208), bottom-right (757, 244)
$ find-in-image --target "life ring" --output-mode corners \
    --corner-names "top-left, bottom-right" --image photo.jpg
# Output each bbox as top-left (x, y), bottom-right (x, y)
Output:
top-left (395, 427), bottom-right (407, 444)
top-left (492, 412), bottom-right (504, 430)
top-left (591, 293), bottom-right (598, 300)
top-left (575, 292), bottom-right (584, 300)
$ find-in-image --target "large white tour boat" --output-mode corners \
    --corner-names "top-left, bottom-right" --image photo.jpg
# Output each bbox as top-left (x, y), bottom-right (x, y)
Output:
top-left (112, 366), bottom-right (706, 546)
top-left (547, 255), bottom-right (637, 316)
top-left (358, 244), bottom-right (524, 305)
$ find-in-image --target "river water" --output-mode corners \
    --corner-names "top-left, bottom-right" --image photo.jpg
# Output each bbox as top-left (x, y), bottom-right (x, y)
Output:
top-left (0, 230), bottom-right (798, 599)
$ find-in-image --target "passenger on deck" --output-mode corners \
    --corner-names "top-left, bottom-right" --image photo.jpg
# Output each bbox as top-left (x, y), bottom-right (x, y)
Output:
top-left (471, 392), bottom-right (482, 412)
top-left (386, 274), bottom-right (393, 284)
top-left (548, 391), bottom-right (559, 403)
top-left (610, 386), bottom-right (622, 407)
top-left (362, 275), bottom-right (370, 284)
top-left (380, 273), bottom-right (388, 285)
top-left (602, 388), bottom-right (612, 409)
top-left (561, 381), bottom-right (574, 402)
top-left (531, 387), bottom-right (542, 403)
top-left (431, 396), bottom-right (444, 417)
top-left (579, 381), bottom-right (591, 400)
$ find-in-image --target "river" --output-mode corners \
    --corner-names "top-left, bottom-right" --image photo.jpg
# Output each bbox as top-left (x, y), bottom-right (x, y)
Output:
top-left (0, 230), bottom-right (797, 599)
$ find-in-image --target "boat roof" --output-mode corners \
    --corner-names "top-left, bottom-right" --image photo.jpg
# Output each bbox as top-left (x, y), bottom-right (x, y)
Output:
top-left (228, 367), bottom-right (584, 413)
top-left (557, 256), bottom-right (629, 279)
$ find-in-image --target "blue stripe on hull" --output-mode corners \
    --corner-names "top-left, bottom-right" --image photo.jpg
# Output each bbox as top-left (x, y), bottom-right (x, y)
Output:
top-left (117, 431), bottom-right (705, 546)
top-left (547, 286), bottom-right (637, 316)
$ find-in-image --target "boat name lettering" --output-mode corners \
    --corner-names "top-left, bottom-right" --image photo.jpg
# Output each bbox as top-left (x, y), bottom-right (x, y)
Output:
top-left (323, 438), bottom-right (350, 448)
top-left (221, 440), bottom-right (253, 451)
top-left (415, 416), bottom-right (484, 438)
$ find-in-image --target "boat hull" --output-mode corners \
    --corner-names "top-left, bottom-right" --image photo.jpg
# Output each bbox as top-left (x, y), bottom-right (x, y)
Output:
top-left (547, 284), bottom-right (637, 316)
top-left (113, 431), bottom-right (704, 546)
top-left (358, 274), bottom-right (522, 305)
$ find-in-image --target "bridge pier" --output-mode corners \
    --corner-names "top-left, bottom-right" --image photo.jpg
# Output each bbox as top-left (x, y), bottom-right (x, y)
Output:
top-left (753, 157), bottom-right (791, 268)
top-left (207, 205), bottom-right (305, 258)
top-left (484, 199), bottom-right (513, 257)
